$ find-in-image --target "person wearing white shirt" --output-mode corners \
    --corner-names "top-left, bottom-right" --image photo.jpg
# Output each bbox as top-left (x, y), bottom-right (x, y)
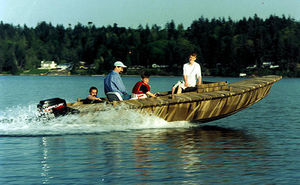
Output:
top-left (172, 53), bottom-right (202, 94)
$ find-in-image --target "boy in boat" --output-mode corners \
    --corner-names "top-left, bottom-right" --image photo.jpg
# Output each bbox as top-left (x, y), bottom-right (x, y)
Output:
top-left (172, 52), bottom-right (202, 94)
top-left (104, 61), bottom-right (131, 100)
top-left (132, 72), bottom-right (156, 99)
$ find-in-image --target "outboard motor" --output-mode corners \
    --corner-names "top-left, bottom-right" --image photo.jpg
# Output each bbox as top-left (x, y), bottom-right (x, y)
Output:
top-left (37, 98), bottom-right (71, 118)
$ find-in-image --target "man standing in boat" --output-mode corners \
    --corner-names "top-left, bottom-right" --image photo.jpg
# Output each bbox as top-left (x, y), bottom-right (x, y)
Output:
top-left (104, 61), bottom-right (131, 100)
top-left (172, 53), bottom-right (202, 94)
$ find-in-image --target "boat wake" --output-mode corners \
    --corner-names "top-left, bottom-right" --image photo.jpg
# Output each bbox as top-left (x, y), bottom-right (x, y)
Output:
top-left (0, 104), bottom-right (193, 136)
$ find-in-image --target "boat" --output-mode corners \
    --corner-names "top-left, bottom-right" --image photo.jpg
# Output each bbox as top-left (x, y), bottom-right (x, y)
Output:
top-left (37, 75), bottom-right (281, 123)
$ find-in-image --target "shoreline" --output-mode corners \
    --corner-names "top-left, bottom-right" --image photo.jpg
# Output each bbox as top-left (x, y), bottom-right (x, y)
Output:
top-left (0, 73), bottom-right (181, 77)
top-left (1, 73), bottom-right (297, 78)
top-left (0, 74), bottom-right (289, 79)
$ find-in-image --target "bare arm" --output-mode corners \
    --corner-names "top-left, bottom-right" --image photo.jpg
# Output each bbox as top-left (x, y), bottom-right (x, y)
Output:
top-left (146, 91), bottom-right (156, 97)
top-left (197, 76), bottom-right (202, 85)
top-left (184, 75), bottom-right (188, 87)
top-left (87, 96), bottom-right (102, 101)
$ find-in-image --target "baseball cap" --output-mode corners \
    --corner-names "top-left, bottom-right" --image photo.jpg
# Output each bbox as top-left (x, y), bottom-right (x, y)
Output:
top-left (114, 61), bottom-right (127, 68)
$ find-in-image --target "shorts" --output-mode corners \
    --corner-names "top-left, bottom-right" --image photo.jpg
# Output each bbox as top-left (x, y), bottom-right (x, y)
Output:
top-left (131, 93), bottom-right (147, 99)
top-left (183, 86), bottom-right (197, 92)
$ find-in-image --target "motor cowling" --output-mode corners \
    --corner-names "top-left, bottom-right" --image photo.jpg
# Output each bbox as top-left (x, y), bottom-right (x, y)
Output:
top-left (37, 98), bottom-right (69, 118)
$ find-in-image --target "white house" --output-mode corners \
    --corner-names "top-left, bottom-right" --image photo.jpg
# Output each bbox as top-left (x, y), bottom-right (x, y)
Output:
top-left (270, 65), bottom-right (279, 69)
top-left (39, 61), bottom-right (57, 69)
top-left (246, 65), bottom-right (257, 70)
top-left (239, 73), bottom-right (247, 77)
top-left (56, 63), bottom-right (73, 71)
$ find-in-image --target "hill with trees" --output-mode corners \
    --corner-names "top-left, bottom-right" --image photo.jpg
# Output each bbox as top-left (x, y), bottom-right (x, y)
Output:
top-left (0, 14), bottom-right (299, 76)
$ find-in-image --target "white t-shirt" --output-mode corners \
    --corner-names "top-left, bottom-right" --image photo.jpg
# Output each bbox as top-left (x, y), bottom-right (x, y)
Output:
top-left (183, 62), bottom-right (201, 87)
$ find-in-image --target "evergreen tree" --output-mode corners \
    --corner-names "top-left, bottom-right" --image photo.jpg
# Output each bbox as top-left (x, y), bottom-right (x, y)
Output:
top-left (0, 15), bottom-right (299, 76)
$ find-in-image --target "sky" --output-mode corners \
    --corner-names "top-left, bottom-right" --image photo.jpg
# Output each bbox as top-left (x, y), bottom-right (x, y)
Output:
top-left (1, 0), bottom-right (300, 28)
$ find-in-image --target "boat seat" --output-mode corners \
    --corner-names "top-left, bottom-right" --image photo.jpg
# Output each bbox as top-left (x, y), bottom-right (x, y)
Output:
top-left (106, 92), bottom-right (123, 102)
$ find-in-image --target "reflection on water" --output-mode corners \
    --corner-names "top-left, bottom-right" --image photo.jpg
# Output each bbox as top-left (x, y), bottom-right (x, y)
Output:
top-left (40, 137), bottom-right (50, 185)
top-left (131, 126), bottom-right (268, 183)
top-left (28, 126), bottom-right (272, 184)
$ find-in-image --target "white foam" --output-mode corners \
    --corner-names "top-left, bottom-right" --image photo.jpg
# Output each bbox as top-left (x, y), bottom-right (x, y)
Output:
top-left (0, 104), bottom-right (193, 136)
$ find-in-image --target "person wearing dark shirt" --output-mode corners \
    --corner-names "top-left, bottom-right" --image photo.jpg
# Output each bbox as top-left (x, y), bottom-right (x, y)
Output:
top-left (87, 86), bottom-right (102, 101)
top-left (132, 73), bottom-right (156, 99)
top-left (82, 86), bottom-right (102, 104)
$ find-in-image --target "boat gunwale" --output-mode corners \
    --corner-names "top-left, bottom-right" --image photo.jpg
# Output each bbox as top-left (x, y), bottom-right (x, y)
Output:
top-left (121, 75), bottom-right (282, 109)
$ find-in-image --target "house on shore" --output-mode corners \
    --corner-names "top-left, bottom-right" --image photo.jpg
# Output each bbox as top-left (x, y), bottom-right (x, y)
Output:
top-left (38, 61), bottom-right (72, 76)
top-left (56, 63), bottom-right (73, 71)
top-left (39, 61), bottom-right (57, 69)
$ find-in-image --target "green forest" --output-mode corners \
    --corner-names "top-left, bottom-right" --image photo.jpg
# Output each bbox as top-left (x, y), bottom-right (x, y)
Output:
top-left (0, 14), bottom-right (300, 76)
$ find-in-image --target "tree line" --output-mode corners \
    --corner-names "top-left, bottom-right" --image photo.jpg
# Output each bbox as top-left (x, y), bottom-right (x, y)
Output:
top-left (0, 14), bottom-right (299, 76)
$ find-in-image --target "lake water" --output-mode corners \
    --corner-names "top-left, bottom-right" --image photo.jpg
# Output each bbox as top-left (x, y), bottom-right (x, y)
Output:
top-left (0, 75), bottom-right (299, 184)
